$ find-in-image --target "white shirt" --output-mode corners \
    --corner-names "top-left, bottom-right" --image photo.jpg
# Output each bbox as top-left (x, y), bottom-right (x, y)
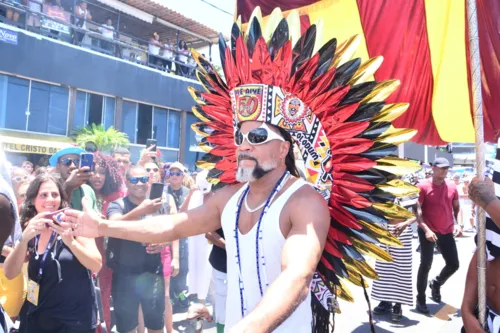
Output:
top-left (149, 42), bottom-right (160, 56)
top-left (221, 179), bottom-right (312, 332)
top-left (99, 24), bottom-right (114, 39)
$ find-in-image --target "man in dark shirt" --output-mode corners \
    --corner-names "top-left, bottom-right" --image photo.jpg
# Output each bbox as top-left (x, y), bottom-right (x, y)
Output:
top-left (206, 229), bottom-right (227, 333)
top-left (107, 166), bottom-right (168, 333)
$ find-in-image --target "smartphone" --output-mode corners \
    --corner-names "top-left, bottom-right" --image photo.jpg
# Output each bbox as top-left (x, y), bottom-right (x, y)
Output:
top-left (79, 152), bottom-right (94, 172)
top-left (45, 208), bottom-right (68, 227)
top-left (150, 182), bottom-right (164, 200)
top-left (146, 139), bottom-right (157, 152)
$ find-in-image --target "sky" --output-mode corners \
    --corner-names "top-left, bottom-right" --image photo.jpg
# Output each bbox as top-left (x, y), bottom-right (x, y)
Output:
top-left (158, 0), bottom-right (236, 66)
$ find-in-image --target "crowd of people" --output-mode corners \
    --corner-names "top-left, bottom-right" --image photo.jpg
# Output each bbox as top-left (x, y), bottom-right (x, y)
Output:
top-left (0, 145), bottom-right (226, 333)
top-left (1, 0), bottom-right (200, 80)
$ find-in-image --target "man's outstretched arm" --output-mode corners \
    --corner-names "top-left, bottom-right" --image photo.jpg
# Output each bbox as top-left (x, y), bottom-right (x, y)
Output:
top-left (61, 186), bottom-right (237, 244)
top-left (230, 188), bottom-right (330, 333)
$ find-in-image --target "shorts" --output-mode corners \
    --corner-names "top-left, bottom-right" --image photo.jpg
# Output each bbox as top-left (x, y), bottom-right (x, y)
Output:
top-left (212, 269), bottom-right (227, 325)
top-left (161, 246), bottom-right (172, 277)
top-left (0, 266), bottom-right (27, 318)
top-left (111, 271), bottom-right (165, 332)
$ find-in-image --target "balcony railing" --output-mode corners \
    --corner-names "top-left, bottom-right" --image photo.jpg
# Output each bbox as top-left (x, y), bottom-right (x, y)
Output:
top-left (0, 0), bottom-right (199, 79)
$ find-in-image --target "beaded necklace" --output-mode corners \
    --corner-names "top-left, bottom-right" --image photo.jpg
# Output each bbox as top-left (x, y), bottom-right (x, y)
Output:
top-left (234, 171), bottom-right (290, 317)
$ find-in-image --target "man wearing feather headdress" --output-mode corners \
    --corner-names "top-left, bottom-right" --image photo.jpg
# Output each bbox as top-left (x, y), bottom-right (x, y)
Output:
top-left (59, 6), bottom-right (421, 333)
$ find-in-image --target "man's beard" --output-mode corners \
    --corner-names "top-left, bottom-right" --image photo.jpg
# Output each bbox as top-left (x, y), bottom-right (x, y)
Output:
top-left (236, 153), bottom-right (278, 183)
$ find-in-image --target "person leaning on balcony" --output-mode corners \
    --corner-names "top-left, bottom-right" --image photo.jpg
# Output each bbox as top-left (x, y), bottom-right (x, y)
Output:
top-left (149, 32), bottom-right (167, 70)
top-left (175, 40), bottom-right (190, 77)
top-left (5, 0), bottom-right (21, 23)
top-left (75, 1), bottom-right (92, 44)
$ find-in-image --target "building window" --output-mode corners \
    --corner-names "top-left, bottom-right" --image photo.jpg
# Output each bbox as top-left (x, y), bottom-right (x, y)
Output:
top-left (167, 110), bottom-right (180, 148)
top-left (184, 112), bottom-right (204, 171)
top-left (152, 107), bottom-right (180, 149)
top-left (0, 74), bottom-right (69, 135)
top-left (153, 107), bottom-right (168, 147)
top-left (137, 104), bottom-right (153, 145)
top-left (74, 91), bottom-right (116, 130)
top-left (29, 82), bottom-right (69, 135)
top-left (122, 100), bottom-right (138, 143)
top-left (0, 75), bottom-right (29, 131)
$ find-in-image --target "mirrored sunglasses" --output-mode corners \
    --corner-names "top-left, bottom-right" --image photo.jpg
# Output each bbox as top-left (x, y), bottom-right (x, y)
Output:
top-left (235, 123), bottom-right (285, 146)
top-left (60, 158), bottom-right (80, 167)
top-left (128, 176), bottom-right (149, 184)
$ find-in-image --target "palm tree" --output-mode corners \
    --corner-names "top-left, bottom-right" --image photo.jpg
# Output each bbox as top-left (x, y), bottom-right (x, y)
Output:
top-left (73, 124), bottom-right (130, 152)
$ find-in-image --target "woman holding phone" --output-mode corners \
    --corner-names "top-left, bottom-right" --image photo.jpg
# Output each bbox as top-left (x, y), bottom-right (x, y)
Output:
top-left (143, 161), bottom-right (178, 333)
top-left (89, 152), bottom-right (124, 333)
top-left (3, 173), bottom-right (102, 333)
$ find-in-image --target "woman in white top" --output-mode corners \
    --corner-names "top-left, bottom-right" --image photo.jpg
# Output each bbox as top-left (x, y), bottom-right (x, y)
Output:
top-left (75, 1), bottom-right (92, 44)
top-left (175, 40), bottom-right (190, 76)
top-left (149, 32), bottom-right (168, 70)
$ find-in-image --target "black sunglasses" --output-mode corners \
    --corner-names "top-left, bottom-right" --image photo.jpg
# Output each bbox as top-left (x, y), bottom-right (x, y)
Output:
top-left (60, 158), bottom-right (80, 167)
top-left (128, 176), bottom-right (149, 184)
top-left (234, 123), bottom-right (285, 146)
top-left (170, 171), bottom-right (183, 176)
top-left (146, 168), bottom-right (159, 173)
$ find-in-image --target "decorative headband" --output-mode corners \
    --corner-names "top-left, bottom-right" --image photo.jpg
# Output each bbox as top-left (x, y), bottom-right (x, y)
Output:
top-left (230, 84), bottom-right (332, 198)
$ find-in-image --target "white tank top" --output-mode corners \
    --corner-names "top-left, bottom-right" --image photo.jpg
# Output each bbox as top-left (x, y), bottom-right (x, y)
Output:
top-left (221, 178), bottom-right (312, 332)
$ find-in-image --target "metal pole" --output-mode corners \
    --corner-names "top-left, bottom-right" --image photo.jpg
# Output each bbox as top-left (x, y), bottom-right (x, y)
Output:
top-left (466, 0), bottom-right (486, 327)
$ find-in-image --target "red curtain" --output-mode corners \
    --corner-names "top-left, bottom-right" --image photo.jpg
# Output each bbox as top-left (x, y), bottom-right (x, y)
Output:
top-left (236, 0), bottom-right (320, 22)
top-left (467, 0), bottom-right (500, 143)
top-left (356, 0), bottom-right (445, 145)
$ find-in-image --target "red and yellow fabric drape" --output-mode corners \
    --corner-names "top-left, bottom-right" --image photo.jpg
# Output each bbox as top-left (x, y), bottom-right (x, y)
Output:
top-left (236, 0), bottom-right (500, 145)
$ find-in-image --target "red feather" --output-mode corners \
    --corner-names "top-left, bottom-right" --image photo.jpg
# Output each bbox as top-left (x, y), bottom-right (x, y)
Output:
top-left (328, 226), bottom-right (352, 245)
top-left (324, 241), bottom-right (343, 259)
top-left (328, 202), bottom-right (362, 230)
top-left (329, 138), bottom-right (374, 155)
top-left (333, 172), bottom-right (375, 192)
top-left (272, 41), bottom-right (293, 87)
top-left (332, 155), bottom-right (376, 172)
top-left (331, 184), bottom-right (372, 209)
top-left (223, 47), bottom-right (240, 89)
top-left (219, 170), bottom-right (237, 183)
top-left (235, 37), bottom-right (251, 84)
top-left (326, 122), bottom-right (370, 139)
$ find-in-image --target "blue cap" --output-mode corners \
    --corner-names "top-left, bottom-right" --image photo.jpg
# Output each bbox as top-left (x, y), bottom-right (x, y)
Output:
top-left (49, 147), bottom-right (86, 167)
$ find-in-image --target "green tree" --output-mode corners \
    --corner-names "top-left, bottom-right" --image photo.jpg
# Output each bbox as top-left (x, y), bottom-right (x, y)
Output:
top-left (73, 124), bottom-right (129, 152)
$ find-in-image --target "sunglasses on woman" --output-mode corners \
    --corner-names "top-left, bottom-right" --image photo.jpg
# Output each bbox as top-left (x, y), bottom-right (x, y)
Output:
top-left (128, 176), bottom-right (149, 184)
top-left (170, 171), bottom-right (183, 177)
top-left (146, 168), bottom-right (159, 173)
top-left (12, 176), bottom-right (28, 183)
top-left (234, 123), bottom-right (285, 146)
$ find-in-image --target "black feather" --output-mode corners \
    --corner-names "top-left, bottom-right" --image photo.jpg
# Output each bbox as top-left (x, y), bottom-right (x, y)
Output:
top-left (218, 33), bottom-right (227, 71)
top-left (360, 142), bottom-right (398, 160)
top-left (358, 122), bottom-right (391, 140)
top-left (246, 16), bottom-right (262, 58)
top-left (330, 58), bottom-right (361, 89)
top-left (339, 81), bottom-right (377, 106)
top-left (313, 38), bottom-right (337, 79)
top-left (231, 22), bottom-right (240, 59)
top-left (291, 24), bottom-right (317, 75)
top-left (347, 102), bottom-right (385, 122)
top-left (268, 18), bottom-right (289, 60)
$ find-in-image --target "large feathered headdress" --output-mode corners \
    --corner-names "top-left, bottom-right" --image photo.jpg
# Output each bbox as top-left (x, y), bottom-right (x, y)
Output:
top-left (189, 5), bottom-right (421, 327)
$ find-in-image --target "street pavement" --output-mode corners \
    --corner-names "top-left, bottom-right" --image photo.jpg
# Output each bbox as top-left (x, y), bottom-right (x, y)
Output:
top-left (115, 232), bottom-right (475, 333)
top-left (334, 232), bottom-right (475, 333)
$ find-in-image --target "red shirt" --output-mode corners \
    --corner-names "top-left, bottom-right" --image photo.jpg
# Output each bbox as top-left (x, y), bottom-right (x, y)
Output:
top-left (417, 179), bottom-right (458, 234)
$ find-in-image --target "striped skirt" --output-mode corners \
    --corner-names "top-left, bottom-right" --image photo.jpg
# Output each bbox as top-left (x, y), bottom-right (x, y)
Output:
top-left (371, 224), bottom-right (414, 306)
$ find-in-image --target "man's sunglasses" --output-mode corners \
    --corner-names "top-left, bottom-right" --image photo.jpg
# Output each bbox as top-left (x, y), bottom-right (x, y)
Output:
top-left (235, 123), bottom-right (285, 146)
top-left (12, 176), bottom-right (28, 183)
top-left (146, 168), bottom-right (159, 173)
top-left (170, 171), bottom-right (183, 177)
top-left (128, 176), bottom-right (149, 184)
top-left (60, 158), bottom-right (79, 167)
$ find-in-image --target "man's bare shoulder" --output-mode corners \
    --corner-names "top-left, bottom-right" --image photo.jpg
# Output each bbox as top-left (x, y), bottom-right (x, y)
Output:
top-left (287, 182), bottom-right (330, 224)
top-left (210, 183), bottom-right (245, 209)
